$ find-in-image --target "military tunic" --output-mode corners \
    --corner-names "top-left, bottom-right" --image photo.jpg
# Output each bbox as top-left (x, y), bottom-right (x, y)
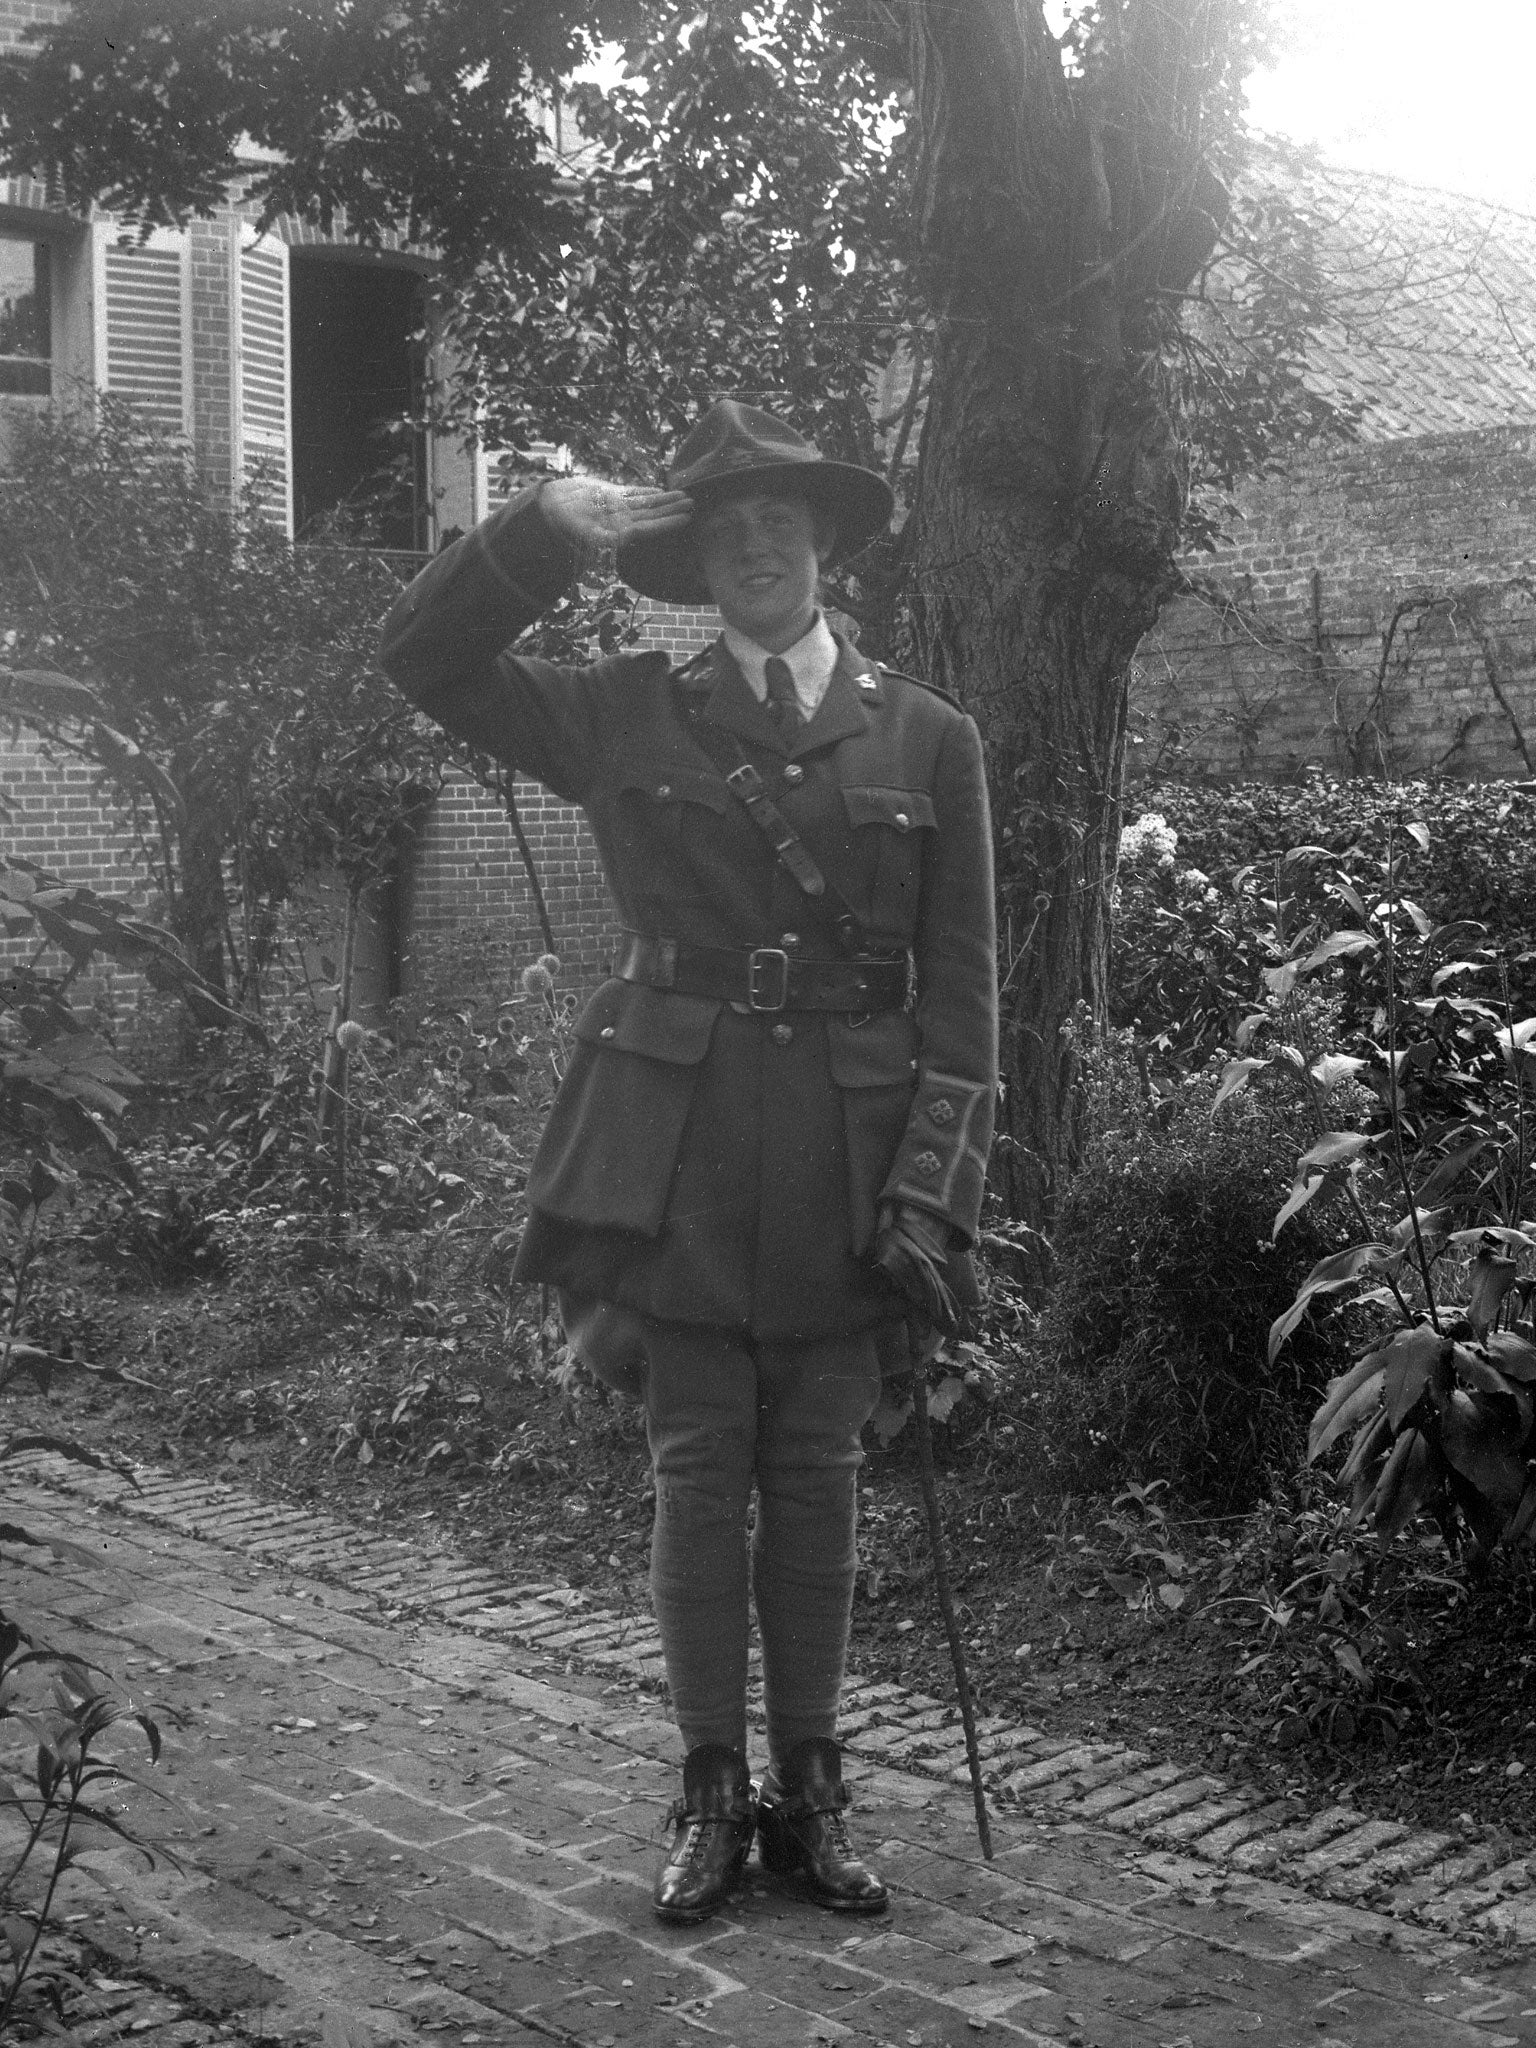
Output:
top-left (380, 485), bottom-right (998, 1343)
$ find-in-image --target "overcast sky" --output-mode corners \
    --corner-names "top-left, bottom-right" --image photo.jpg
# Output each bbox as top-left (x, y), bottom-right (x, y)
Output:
top-left (1246, 0), bottom-right (1536, 215)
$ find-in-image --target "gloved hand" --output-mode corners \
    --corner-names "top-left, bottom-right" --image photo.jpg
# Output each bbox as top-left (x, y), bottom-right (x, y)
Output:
top-left (874, 1202), bottom-right (961, 1334)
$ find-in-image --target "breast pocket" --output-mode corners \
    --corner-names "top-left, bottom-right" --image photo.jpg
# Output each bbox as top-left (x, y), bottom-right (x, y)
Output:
top-left (603, 763), bottom-right (731, 902)
top-left (841, 786), bottom-right (937, 938)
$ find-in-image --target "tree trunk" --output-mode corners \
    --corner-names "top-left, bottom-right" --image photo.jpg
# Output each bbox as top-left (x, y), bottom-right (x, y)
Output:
top-left (903, 0), bottom-right (1223, 1261)
top-left (174, 797), bottom-right (232, 994)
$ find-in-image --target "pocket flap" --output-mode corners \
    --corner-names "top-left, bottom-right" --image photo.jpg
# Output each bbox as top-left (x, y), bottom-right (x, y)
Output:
top-left (825, 1008), bottom-right (920, 1087)
top-left (842, 785), bottom-right (937, 833)
top-left (574, 979), bottom-right (721, 1063)
top-left (612, 763), bottom-right (729, 813)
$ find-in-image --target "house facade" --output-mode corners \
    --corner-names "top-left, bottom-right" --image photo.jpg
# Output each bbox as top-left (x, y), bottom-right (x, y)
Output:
top-left (0, 0), bottom-right (642, 1008)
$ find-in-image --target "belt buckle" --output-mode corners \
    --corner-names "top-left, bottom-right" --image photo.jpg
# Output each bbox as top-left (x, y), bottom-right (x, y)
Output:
top-left (747, 947), bottom-right (791, 1012)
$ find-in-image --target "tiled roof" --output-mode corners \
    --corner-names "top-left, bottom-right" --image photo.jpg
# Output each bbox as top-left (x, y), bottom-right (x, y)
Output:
top-left (1232, 156), bottom-right (1536, 440)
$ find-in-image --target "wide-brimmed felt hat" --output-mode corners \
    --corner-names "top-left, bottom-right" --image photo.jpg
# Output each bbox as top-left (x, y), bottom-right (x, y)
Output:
top-left (616, 400), bottom-right (895, 606)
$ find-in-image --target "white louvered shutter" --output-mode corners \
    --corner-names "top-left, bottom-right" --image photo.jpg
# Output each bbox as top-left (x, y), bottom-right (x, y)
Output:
top-left (239, 238), bottom-right (292, 536)
top-left (476, 442), bottom-right (569, 520)
top-left (103, 243), bottom-right (188, 432)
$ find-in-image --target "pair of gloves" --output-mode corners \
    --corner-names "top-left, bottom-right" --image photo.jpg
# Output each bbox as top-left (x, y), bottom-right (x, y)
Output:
top-left (873, 1202), bottom-right (961, 1335)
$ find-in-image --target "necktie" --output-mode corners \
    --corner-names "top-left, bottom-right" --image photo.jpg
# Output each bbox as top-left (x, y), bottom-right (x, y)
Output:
top-left (764, 655), bottom-right (801, 745)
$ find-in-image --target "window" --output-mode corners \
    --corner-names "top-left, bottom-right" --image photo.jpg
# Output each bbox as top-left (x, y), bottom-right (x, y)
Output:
top-left (0, 236), bottom-right (50, 396)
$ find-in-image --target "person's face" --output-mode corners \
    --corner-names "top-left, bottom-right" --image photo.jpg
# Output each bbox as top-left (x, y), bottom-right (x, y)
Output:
top-left (695, 489), bottom-right (831, 650)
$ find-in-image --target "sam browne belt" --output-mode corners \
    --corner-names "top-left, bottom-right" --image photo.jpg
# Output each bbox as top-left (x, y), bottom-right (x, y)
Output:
top-left (615, 931), bottom-right (909, 1015)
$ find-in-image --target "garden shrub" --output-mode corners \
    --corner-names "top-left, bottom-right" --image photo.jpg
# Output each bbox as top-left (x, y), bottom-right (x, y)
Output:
top-left (1114, 775), bottom-right (1536, 1058)
top-left (1010, 1027), bottom-right (1353, 1509)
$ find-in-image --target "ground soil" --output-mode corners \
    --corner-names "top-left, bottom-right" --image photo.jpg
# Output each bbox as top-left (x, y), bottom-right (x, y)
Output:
top-left (28, 1252), bottom-right (1536, 1873)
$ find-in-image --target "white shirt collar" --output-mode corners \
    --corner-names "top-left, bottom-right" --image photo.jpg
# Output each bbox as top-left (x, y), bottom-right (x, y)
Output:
top-left (721, 612), bottom-right (840, 719)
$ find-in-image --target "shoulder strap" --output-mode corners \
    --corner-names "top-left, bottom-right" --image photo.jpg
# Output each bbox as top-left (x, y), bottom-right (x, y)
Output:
top-left (682, 708), bottom-right (870, 958)
top-left (880, 664), bottom-right (964, 711)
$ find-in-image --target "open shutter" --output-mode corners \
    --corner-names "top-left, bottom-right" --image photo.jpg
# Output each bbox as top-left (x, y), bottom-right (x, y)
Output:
top-left (102, 241), bottom-right (188, 433)
top-left (239, 237), bottom-right (292, 536)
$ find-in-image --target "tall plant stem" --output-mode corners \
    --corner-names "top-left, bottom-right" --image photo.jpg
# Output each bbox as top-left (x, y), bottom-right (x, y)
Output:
top-left (1286, 997), bottom-right (1417, 1325)
top-left (1500, 962), bottom-right (1529, 1229)
top-left (912, 1353), bottom-right (993, 1860)
top-left (1382, 823), bottom-right (1441, 1328)
top-left (0, 1773), bottom-right (77, 2031)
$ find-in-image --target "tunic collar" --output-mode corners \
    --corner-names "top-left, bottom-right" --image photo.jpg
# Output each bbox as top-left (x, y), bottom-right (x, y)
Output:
top-left (721, 611), bottom-right (840, 721)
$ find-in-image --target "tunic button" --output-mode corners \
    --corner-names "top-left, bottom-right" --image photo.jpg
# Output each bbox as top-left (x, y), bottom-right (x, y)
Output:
top-left (600, 1026), bottom-right (616, 1040)
top-left (771, 1023), bottom-right (794, 1046)
top-left (894, 811), bottom-right (911, 830)
top-left (783, 763), bottom-right (805, 785)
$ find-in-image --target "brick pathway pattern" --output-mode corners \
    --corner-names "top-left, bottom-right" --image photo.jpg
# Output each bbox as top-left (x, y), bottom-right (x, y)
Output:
top-left (2, 1456), bottom-right (1535, 2048)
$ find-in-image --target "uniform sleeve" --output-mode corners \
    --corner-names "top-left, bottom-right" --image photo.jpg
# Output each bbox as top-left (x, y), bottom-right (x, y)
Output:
top-left (377, 484), bottom-right (610, 805)
top-left (879, 710), bottom-right (998, 1244)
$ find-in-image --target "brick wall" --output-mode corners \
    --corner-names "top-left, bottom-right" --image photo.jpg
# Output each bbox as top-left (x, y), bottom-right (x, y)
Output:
top-left (399, 599), bottom-right (721, 1001)
top-left (1132, 423), bottom-right (1536, 781)
top-left (0, 725), bottom-right (163, 1017)
top-left (0, 1), bottom-right (64, 52)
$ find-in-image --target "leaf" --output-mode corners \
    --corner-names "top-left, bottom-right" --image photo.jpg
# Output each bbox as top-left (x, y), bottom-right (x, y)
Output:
top-left (1430, 960), bottom-right (1488, 990)
top-left (1437, 1390), bottom-right (1528, 1517)
top-left (1404, 821), bottom-right (1431, 851)
top-left (1308, 1355), bottom-right (1388, 1461)
top-left (868, 1387), bottom-right (912, 1448)
top-left (1272, 1243), bottom-right (1393, 1364)
top-left (1481, 1331), bottom-right (1536, 1384)
top-left (1382, 1326), bottom-right (1452, 1429)
top-left (1337, 1406), bottom-right (1395, 1487)
top-left (1213, 1056), bottom-right (1269, 1111)
top-left (925, 1374), bottom-right (965, 1426)
top-left (1468, 1247), bottom-right (1519, 1337)
top-left (1263, 961), bottom-right (1299, 999)
top-left (1370, 1427), bottom-right (1435, 1547)
top-left (1332, 1640), bottom-right (1370, 1688)
top-left (1271, 1173), bottom-right (1326, 1241)
top-left (1297, 1131), bottom-right (1372, 1172)
top-left (1447, 1224), bottom-right (1536, 1254)
top-left (1387, 1206), bottom-right (1450, 1256)
top-left (1298, 930), bottom-right (1377, 973)
top-left (1308, 1053), bottom-right (1366, 1098)
top-left (1505, 1472), bottom-right (1536, 1547)
top-left (1399, 896), bottom-right (1433, 936)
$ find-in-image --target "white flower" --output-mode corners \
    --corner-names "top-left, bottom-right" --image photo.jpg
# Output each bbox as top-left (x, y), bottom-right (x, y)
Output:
top-left (1120, 813), bottom-right (1179, 865)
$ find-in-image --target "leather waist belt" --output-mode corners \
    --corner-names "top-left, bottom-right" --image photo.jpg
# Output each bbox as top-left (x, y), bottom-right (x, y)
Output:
top-left (615, 932), bottom-right (909, 1014)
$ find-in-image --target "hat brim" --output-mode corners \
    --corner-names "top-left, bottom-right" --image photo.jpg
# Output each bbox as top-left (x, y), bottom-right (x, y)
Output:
top-left (615, 459), bottom-right (895, 607)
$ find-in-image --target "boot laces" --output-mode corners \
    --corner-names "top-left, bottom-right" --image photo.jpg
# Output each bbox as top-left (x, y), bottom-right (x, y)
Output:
top-left (824, 1809), bottom-right (856, 1861)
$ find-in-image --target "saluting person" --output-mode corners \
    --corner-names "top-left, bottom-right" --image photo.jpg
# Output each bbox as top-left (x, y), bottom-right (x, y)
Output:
top-left (380, 401), bottom-right (997, 1924)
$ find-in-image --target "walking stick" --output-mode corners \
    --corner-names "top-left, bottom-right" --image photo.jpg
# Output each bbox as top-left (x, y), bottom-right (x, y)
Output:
top-left (908, 1321), bottom-right (994, 1860)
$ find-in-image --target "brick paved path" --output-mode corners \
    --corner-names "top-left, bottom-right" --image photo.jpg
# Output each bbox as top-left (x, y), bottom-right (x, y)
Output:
top-left (4, 1469), bottom-right (1536, 2047)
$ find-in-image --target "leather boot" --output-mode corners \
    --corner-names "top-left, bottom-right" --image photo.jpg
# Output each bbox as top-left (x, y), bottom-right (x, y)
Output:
top-left (652, 1743), bottom-right (756, 1925)
top-left (756, 1737), bottom-right (888, 1914)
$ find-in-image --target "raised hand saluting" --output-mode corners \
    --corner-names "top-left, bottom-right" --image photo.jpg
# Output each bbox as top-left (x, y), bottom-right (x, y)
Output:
top-left (541, 477), bottom-right (694, 554)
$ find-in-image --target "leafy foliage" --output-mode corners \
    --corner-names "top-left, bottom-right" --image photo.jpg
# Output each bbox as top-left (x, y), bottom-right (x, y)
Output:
top-left (0, 403), bottom-right (446, 994)
top-left (0, 0), bottom-right (636, 269)
top-left (1113, 777), bottom-right (1536, 1061)
top-left (1005, 1024), bottom-right (1352, 1509)
top-left (0, 1612), bottom-right (170, 2032)
top-left (1203, 817), bottom-right (1536, 1559)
